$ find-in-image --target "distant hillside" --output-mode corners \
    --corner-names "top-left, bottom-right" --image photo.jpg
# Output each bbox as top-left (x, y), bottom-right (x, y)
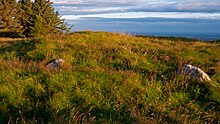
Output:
top-left (0, 31), bottom-right (219, 123)
top-left (135, 35), bottom-right (200, 42)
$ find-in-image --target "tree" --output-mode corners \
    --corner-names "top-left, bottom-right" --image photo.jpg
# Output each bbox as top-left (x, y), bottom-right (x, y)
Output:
top-left (29, 15), bottom-right (45, 37)
top-left (17, 0), bottom-right (70, 37)
top-left (0, 0), bottom-right (70, 37)
top-left (17, 0), bottom-right (34, 36)
top-left (0, 0), bottom-right (20, 32)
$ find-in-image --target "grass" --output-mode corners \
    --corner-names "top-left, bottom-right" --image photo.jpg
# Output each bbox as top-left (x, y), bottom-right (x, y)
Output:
top-left (0, 31), bottom-right (219, 123)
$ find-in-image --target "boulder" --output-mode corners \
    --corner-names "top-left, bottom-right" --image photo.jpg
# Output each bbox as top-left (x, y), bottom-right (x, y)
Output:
top-left (46, 58), bottom-right (64, 70)
top-left (179, 64), bottom-right (211, 82)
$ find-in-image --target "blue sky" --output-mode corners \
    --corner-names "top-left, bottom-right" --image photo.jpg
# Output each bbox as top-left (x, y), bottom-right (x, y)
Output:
top-left (51, 0), bottom-right (220, 39)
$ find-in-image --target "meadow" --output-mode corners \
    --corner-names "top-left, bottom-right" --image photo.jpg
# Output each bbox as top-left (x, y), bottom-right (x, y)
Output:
top-left (0, 31), bottom-right (219, 123)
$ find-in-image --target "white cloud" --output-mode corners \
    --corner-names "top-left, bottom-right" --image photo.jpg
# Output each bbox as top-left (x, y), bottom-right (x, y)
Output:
top-left (175, 0), bottom-right (220, 11)
top-left (52, 0), bottom-right (220, 20)
top-left (62, 12), bottom-right (220, 20)
top-left (51, 0), bottom-right (220, 12)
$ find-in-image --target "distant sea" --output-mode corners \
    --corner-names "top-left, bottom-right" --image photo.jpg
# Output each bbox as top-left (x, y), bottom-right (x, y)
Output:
top-left (129, 32), bottom-right (220, 41)
top-left (65, 18), bottom-right (220, 41)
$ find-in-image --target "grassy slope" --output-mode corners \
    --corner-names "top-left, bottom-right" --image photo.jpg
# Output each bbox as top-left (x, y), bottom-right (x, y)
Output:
top-left (0, 31), bottom-right (219, 123)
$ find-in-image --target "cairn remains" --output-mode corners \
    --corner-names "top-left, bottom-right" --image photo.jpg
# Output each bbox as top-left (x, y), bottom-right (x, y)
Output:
top-left (46, 58), bottom-right (64, 70)
top-left (179, 64), bottom-right (211, 82)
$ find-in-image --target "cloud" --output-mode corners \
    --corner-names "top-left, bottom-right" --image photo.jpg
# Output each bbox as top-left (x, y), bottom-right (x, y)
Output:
top-left (51, 0), bottom-right (220, 13)
top-left (52, 0), bottom-right (138, 15)
top-left (62, 12), bottom-right (220, 20)
top-left (175, 0), bottom-right (220, 12)
top-left (51, 0), bottom-right (220, 22)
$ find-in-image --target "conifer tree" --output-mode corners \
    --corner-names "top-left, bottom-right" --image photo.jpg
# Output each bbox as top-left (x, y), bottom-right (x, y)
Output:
top-left (17, 0), bottom-right (70, 37)
top-left (31, 0), bottom-right (57, 36)
top-left (0, 0), bottom-right (70, 37)
top-left (17, 0), bottom-right (34, 36)
top-left (0, 0), bottom-right (20, 32)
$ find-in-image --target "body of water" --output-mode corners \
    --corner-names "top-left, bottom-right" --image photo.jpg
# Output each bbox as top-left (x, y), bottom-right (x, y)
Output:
top-left (66, 17), bottom-right (220, 41)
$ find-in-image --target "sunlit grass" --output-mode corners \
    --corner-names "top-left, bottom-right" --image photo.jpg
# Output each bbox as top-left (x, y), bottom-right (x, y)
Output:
top-left (0, 31), bottom-right (219, 123)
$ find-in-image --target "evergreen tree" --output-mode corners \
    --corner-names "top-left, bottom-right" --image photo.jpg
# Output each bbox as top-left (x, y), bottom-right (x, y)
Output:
top-left (0, 0), bottom-right (20, 32)
top-left (0, 0), bottom-right (70, 37)
top-left (17, 0), bottom-right (34, 36)
top-left (17, 0), bottom-right (70, 37)
top-left (29, 15), bottom-right (45, 37)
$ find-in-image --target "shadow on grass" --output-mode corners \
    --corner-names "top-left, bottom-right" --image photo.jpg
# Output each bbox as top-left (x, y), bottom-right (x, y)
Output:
top-left (0, 74), bottom-right (53, 123)
top-left (0, 32), bottom-right (24, 38)
top-left (0, 39), bottom-right (44, 61)
top-left (186, 81), bottom-right (220, 123)
top-left (0, 87), bottom-right (52, 124)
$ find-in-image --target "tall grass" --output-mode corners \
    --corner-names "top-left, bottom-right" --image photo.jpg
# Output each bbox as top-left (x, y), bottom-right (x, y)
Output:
top-left (0, 31), bottom-right (219, 123)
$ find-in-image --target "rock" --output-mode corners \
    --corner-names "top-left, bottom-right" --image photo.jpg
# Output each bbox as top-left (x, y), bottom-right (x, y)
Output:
top-left (46, 58), bottom-right (64, 70)
top-left (179, 64), bottom-right (212, 82)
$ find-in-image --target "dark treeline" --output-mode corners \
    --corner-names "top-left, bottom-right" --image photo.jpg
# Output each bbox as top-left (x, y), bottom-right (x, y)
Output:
top-left (0, 0), bottom-right (71, 37)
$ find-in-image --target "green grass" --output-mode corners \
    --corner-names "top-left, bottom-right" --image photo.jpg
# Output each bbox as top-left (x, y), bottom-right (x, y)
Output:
top-left (0, 31), bottom-right (220, 123)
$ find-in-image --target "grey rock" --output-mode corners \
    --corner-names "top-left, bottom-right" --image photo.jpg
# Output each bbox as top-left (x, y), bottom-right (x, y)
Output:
top-left (179, 64), bottom-right (211, 82)
top-left (46, 58), bottom-right (64, 70)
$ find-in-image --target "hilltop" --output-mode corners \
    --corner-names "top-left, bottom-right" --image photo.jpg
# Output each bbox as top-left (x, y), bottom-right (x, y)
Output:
top-left (0, 31), bottom-right (220, 123)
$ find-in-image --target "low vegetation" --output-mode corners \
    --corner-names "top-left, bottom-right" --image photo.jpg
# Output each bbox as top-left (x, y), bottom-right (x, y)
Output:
top-left (0, 31), bottom-right (219, 123)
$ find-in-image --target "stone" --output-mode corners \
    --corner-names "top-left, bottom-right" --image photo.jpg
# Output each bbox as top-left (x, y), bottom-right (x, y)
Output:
top-left (179, 64), bottom-right (211, 82)
top-left (46, 58), bottom-right (64, 70)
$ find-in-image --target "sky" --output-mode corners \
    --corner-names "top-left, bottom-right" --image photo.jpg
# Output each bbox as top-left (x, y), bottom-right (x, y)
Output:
top-left (51, 0), bottom-right (220, 40)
